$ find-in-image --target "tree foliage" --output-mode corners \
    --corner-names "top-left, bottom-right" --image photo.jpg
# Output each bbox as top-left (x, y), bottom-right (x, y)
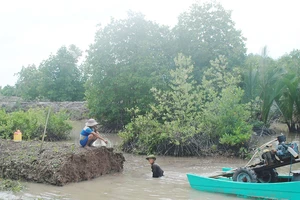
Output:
top-left (174, 1), bottom-right (246, 82)
top-left (119, 54), bottom-right (252, 156)
top-left (119, 54), bottom-right (204, 156)
top-left (15, 45), bottom-right (84, 101)
top-left (203, 86), bottom-right (252, 148)
top-left (242, 48), bottom-right (300, 132)
top-left (0, 85), bottom-right (17, 97)
top-left (4, 0), bottom-right (300, 152)
top-left (38, 45), bottom-right (84, 101)
top-left (275, 50), bottom-right (300, 132)
top-left (15, 64), bottom-right (40, 100)
top-left (201, 56), bottom-right (251, 148)
top-left (84, 12), bottom-right (173, 128)
top-left (84, 2), bottom-right (248, 129)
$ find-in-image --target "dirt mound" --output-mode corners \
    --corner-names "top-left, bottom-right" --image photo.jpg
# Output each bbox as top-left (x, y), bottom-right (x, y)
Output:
top-left (0, 140), bottom-right (125, 186)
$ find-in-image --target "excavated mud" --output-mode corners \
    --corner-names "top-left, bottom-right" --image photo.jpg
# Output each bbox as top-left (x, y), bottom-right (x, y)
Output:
top-left (0, 140), bottom-right (125, 186)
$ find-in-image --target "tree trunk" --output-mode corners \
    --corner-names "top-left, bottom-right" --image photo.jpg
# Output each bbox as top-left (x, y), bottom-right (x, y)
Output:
top-left (287, 122), bottom-right (298, 133)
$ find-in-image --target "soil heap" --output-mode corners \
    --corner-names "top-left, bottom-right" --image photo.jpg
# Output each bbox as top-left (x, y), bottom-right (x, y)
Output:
top-left (0, 140), bottom-right (125, 186)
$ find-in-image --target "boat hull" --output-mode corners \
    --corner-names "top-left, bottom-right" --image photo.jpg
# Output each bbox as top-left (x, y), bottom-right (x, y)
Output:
top-left (187, 173), bottom-right (300, 200)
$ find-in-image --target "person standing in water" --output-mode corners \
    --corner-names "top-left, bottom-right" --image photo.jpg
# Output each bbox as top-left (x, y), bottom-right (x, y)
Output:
top-left (146, 155), bottom-right (164, 178)
top-left (80, 119), bottom-right (108, 147)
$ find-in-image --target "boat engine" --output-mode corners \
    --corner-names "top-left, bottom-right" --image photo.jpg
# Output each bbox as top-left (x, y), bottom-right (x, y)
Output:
top-left (261, 136), bottom-right (299, 165)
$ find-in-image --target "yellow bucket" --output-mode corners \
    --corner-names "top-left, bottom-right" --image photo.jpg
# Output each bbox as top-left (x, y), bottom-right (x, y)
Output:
top-left (13, 130), bottom-right (22, 142)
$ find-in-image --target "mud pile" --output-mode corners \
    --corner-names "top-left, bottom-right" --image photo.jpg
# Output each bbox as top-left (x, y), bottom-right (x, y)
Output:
top-left (0, 140), bottom-right (125, 186)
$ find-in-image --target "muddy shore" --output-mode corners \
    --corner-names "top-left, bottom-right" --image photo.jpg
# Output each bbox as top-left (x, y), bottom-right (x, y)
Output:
top-left (0, 140), bottom-right (125, 186)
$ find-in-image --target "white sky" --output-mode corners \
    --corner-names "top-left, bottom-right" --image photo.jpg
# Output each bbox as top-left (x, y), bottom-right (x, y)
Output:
top-left (0, 0), bottom-right (300, 87)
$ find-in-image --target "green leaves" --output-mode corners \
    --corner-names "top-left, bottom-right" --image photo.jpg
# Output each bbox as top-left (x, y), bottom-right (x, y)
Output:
top-left (85, 12), bottom-right (173, 128)
top-left (119, 54), bottom-right (251, 155)
top-left (151, 53), bottom-right (203, 125)
top-left (203, 86), bottom-right (252, 146)
top-left (15, 64), bottom-right (40, 100)
top-left (274, 51), bottom-right (300, 132)
top-left (15, 45), bottom-right (84, 101)
top-left (174, 1), bottom-right (246, 82)
top-left (242, 48), bottom-right (300, 132)
top-left (0, 85), bottom-right (17, 97)
top-left (0, 108), bottom-right (71, 141)
top-left (85, 2), bottom-right (248, 129)
top-left (38, 46), bottom-right (84, 101)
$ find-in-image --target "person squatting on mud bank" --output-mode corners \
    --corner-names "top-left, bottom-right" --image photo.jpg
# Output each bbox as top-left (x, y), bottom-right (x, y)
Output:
top-left (80, 119), bottom-right (108, 147)
top-left (146, 155), bottom-right (164, 178)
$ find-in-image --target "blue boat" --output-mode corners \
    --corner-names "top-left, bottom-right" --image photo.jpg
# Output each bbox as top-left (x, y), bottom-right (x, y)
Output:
top-left (187, 173), bottom-right (300, 199)
top-left (187, 136), bottom-right (300, 199)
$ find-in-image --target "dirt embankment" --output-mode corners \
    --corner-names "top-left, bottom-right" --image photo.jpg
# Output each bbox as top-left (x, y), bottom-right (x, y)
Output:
top-left (0, 96), bottom-right (88, 120)
top-left (0, 140), bottom-right (125, 186)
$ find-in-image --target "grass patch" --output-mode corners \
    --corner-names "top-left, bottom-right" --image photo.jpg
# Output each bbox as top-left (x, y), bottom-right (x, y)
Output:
top-left (0, 178), bottom-right (24, 192)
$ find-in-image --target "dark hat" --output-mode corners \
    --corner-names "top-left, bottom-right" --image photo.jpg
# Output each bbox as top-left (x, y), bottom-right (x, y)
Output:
top-left (277, 135), bottom-right (286, 143)
top-left (146, 154), bottom-right (156, 160)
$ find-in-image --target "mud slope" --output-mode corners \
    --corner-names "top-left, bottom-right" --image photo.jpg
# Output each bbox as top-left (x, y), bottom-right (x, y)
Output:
top-left (0, 140), bottom-right (125, 186)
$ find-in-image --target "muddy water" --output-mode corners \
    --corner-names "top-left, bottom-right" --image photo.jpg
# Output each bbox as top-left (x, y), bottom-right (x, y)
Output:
top-left (2, 122), bottom-right (300, 200)
top-left (16, 150), bottom-right (246, 200)
top-left (16, 153), bottom-right (245, 200)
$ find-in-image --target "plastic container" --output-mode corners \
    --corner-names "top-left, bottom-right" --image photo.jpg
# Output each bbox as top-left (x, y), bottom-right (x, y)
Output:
top-left (287, 146), bottom-right (299, 158)
top-left (91, 139), bottom-right (107, 147)
top-left (13, 130), bottom-right (22, 142)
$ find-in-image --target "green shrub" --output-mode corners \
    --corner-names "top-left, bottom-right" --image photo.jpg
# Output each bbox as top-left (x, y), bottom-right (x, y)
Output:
top-left (47, 110), bottom-right (72, 141)
top-left (0, 108), bottom-right (72, 141)
top-left (203, 86), bottom-right (252, 148)
top-left (0, 109), bottom-right (10, 139)
top-left (0, 179), bottom-right (23, 192)
top-left (119, 54), bottom-right (205, 156)
top-left (119, 54), bottom-right (253, 156)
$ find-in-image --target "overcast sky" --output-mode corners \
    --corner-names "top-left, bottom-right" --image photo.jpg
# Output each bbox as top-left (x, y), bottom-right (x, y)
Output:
top-left (0, 0), bottom-right (299, 87)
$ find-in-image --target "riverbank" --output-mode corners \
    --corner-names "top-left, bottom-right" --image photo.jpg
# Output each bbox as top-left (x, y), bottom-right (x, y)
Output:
top-left (0, 139), bottom-right (125, 186)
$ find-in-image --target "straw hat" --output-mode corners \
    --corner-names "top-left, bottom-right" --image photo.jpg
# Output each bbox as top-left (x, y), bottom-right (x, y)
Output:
top-left (146, 154), bottom-right (156, 160)
top-left (85, 119), bottom-right (98, 127)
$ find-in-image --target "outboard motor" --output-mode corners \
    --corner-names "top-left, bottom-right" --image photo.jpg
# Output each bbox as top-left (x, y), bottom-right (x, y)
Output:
top-left (289, 142), bottom-right (299, 154)
top-left (276, 135), bottom-right (299, 160)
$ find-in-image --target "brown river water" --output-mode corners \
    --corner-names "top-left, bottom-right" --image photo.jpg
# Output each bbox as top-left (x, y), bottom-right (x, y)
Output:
top-left (1, 122), bottom-right (300, 200)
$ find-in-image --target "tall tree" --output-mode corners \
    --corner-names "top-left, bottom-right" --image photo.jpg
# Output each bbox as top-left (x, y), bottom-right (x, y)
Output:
top-left (174, 1), bottom-right (246, 82)
top-left (39, 45), bottom-right (84, 101)
top-left (15, 64), bottom-right (41, 100)
top-left (255, 47), bottom-right (285, 124)
top-left (85, 12), bottom-right (173, 128)
top-left (275, 50), bottom-right (300, 132)
top-left (0, 85), bottom-right (17, 97)
top-left (242, 48), bottom-right (299, 130)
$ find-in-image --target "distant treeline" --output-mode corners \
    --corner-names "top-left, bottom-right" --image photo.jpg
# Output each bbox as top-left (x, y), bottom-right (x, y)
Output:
top-left (1, 1), bottom-right (299, 146)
